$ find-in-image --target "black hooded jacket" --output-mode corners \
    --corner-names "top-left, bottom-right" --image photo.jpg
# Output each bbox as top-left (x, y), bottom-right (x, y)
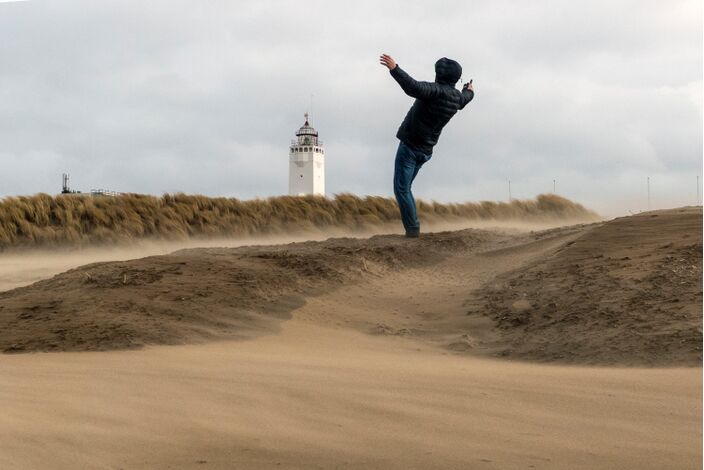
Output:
top-left (389, 57), bottom-right (473, 155)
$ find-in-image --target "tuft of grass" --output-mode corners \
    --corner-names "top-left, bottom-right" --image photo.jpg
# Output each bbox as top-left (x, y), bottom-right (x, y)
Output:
top-left (0, 193), bottom-right (599, 250)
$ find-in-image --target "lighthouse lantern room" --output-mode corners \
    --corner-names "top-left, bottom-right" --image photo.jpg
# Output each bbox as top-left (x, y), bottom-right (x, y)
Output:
top-left (289, 113), bottom-right (325, 196)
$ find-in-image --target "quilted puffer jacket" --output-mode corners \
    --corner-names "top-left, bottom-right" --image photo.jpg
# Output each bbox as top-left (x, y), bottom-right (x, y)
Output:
top-left (389, 57), bottom-right (473, 155)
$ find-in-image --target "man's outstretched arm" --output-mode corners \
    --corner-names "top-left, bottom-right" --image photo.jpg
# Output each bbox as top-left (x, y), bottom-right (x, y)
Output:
top-left (380, 54), bottom-right (437, 100)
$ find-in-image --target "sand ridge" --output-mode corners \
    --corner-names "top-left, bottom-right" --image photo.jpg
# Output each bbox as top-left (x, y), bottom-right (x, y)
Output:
top-left (0, 228), bottom-right (508, 353)
top-left (0, 209), bottom-right (701, 366)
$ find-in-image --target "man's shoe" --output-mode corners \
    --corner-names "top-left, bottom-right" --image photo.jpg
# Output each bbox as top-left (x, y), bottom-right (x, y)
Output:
top-left (405, 231), bottom-right (420, 238)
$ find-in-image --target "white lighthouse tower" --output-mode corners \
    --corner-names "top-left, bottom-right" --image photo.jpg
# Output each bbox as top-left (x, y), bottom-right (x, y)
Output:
top-left (289, 113), bottom-right (325, 196)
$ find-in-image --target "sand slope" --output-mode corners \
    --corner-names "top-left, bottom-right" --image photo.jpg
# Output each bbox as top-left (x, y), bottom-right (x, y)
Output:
top-left (472, 207), bottom-right (703, 365)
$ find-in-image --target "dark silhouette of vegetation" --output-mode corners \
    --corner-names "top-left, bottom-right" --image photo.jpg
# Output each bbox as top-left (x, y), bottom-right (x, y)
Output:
top-left (0, 193), bottom-right (598, 250)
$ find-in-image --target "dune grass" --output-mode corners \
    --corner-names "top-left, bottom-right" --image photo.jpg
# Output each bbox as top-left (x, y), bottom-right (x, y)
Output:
top-left (0, 192), bottom-right (598, 250)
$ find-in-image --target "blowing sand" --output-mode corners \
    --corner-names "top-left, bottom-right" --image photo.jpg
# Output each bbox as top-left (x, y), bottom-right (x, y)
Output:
top-left (2, 324), bottom-right (700, 470)
top-left (0, 217), bottom-right (572, 293)
top-left (0, 209), bottom-right (701, 469)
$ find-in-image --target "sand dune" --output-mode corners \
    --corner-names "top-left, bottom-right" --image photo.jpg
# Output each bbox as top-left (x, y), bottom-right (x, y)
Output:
top-left (0, 208), bottom-right (701, 468)
top-left (1, 208), bottom-right (700, 365)
top-left (0, 226), bottom-right (508, 353)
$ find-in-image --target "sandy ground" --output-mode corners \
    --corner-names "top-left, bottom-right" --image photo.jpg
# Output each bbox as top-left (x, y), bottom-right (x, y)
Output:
top-left (0, 211), bottom-right (701, 469)
top-left (1, 323), bottom-right (700, 470)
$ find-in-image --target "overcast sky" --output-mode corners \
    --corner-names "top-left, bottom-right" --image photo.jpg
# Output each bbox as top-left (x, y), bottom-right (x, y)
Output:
top-left (0, 0), bottom-right (701, 216)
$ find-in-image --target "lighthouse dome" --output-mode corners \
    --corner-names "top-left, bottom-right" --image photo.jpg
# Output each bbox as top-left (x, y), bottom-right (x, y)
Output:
top-left (294, 113), bottom-right (320, 146)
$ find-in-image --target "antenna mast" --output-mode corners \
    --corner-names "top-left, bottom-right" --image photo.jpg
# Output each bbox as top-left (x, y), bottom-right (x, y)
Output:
top-left (309, 94), bottom-right (314, 122)
top-left (508, 180), bottom-right (512, 202)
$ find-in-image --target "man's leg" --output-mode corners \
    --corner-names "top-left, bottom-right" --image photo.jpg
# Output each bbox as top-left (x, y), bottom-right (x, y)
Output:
top-left (393, 142), bottom-right (421, 236)
top-left (408, 153), bottom-right (431, 234)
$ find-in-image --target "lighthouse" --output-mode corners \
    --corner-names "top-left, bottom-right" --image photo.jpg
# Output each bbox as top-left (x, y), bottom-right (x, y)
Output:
top-left (289, 113), bottom-right (325, 196)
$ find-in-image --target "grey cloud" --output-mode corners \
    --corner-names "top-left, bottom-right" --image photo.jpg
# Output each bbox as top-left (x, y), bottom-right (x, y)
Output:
top-left (0, 0), bottom-right (701, 216)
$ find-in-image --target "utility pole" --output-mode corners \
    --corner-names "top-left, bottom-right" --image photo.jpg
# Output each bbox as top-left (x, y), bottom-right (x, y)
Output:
top-left (553, 179), bottom-right (556, 193)
top-left (508, 180), bottom-right (512, 202)
top-left (647, 176), bottom-right (651, 211)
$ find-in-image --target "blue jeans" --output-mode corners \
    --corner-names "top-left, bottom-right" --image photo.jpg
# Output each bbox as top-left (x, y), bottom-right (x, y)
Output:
top-left (393, 141), bottom-right (431, 234)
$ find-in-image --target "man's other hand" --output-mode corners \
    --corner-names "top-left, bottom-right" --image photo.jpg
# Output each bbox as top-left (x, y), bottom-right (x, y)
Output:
top-left (379, 54), bottom-right (397, 70)
top-left (463, 81), bottom-right (474, 92)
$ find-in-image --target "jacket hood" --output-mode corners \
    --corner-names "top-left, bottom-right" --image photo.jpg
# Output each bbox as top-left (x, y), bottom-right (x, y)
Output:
top-left (434, 57), bottom-right (462, 85)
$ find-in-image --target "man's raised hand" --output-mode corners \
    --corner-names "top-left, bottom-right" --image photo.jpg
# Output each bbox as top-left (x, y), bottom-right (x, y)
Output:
top-left (379, 54), bottom-right (397, 70)
top-left (463, 80), bottom-right (474, 92)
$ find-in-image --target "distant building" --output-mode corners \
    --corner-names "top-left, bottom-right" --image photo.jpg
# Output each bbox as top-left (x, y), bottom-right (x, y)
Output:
top-left (90, 189), bottom-right (121, 197)
top-left (289, 113), bottom-right (325, 196)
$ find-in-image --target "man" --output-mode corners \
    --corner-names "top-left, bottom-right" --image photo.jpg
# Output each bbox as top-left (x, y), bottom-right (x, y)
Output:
top-left (380, 53), bottom-right (474, 237)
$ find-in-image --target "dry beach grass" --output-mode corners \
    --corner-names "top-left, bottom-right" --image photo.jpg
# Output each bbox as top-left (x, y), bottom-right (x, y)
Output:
top-left (0, 192), bottom-right (597, 250)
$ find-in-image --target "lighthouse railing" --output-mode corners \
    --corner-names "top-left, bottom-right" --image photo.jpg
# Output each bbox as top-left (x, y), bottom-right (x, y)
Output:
top-left (291, 139), bottom-right (323, 146)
